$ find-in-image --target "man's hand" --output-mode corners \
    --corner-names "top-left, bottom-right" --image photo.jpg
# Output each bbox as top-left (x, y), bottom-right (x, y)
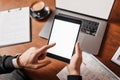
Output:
top-left (67, 42), bottom-right (82, 75)
top-left (18, 43), bottom-right (56, 69)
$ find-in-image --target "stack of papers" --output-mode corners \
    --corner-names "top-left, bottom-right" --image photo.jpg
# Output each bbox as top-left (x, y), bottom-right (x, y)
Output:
top-left (0, 7), bottom-right (30, 47)
top-left (57, 52), bottom-right (120, 80)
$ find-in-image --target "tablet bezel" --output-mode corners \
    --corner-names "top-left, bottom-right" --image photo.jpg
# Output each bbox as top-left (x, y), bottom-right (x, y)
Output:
top-left (47, 15), bottom-right (81, 63)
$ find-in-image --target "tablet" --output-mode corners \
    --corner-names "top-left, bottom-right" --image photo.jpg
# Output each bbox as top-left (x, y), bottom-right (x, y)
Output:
top-left (47, 15), bottom-right (81, 63)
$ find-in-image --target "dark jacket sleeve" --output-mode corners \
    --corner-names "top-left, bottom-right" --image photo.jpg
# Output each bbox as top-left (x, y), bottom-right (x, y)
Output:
top-left (68, 75), bottom-right (82, 80)
top-left (0, 55), bottom-right (16, 74)
top-left (0, 56), bottom-right (30, 80)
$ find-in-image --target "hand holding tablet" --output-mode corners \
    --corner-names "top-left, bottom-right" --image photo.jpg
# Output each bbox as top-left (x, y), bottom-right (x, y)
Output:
top-left (47, 15), bottom-right (81, 63)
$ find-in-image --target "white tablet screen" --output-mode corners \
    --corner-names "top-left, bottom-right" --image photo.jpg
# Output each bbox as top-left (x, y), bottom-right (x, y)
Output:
top-left (47, 16), bottom-right (81, 61)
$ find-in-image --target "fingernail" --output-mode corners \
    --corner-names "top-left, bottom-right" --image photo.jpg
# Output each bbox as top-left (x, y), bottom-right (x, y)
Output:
top-left (51, 43), bottom-right (56, 45)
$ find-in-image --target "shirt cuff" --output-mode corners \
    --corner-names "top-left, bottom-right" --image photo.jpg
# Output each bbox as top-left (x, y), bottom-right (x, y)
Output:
top-left (12, 58), bottom-right (21, 68)
top-left (12, 54), bottom-right (22, 68)
top-left (67, 75), bottom-right (82, 80)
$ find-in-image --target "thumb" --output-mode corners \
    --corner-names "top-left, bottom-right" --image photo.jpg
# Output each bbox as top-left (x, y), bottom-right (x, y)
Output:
top-left (75, 42), bottom-right (81, 56)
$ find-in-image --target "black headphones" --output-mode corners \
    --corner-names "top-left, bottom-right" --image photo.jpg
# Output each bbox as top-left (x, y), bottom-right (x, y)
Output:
top-left (30, 1), bottom-right (51, 20)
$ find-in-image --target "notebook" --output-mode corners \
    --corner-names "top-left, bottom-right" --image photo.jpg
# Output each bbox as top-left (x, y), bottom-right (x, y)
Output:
top-left (0, 7), bottom-right (30, 47)
top-left (39, 0), bottom-right (115, 55)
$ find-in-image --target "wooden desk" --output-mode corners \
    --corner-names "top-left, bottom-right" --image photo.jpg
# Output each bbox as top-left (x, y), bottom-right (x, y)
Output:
top-left (0, 0), bottom-right (120, 80)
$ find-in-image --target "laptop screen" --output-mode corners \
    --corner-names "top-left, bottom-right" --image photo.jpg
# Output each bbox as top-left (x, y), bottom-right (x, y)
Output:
top-left (56, 0), bottom-right (115, 20)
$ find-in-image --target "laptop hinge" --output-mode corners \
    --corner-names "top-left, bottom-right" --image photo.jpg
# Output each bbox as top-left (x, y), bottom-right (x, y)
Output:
top-left (56, 8), bottom-right (108, 22)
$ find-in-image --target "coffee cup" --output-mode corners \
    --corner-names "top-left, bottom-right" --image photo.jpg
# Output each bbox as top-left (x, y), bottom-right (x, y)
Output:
top-left (30, 1), bottom-right (51, 20)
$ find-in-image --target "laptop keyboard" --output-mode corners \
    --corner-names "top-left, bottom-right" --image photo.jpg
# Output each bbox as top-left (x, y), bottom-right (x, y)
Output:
top-left (58, 13), bottom-right (99, 36)
top-left (81, 19), bottom-right (99, 36)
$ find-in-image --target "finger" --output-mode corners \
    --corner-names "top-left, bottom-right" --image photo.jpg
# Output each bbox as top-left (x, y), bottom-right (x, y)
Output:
top-left (75, 42), bottom-right (81, 56)
top-left (41, 43), bottom-right (56, 51)
top-left (32, 60), bottom-right (51, 69)
top-left (34, 43), bottom-right (56, 58)
top-left (36, 43), bottom-right (56, 53)
top-left (38, 59), bottom-right (51, 63)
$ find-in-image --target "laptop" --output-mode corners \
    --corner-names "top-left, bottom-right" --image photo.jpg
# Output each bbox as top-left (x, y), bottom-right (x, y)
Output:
top-left (39, 0), bottom-right (115, 55)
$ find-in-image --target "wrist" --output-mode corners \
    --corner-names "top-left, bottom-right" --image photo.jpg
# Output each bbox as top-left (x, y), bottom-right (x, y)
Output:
top-left (69, 70), bottom-right (80, 75)
top-left (67, 65), bottom-right (81, 75)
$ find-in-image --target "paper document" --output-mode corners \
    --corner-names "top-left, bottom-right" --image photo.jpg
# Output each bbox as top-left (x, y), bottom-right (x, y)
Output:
top-left (57, 52), bottom-right (120, 80)
top-left (111, 47), bottom-right (120, 66)
top-left (0, 7), bottom-right (30, 47)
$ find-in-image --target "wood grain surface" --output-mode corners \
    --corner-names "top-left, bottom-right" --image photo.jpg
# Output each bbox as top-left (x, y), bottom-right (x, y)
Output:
top-left (0, 0), bottom-right (120, 80)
